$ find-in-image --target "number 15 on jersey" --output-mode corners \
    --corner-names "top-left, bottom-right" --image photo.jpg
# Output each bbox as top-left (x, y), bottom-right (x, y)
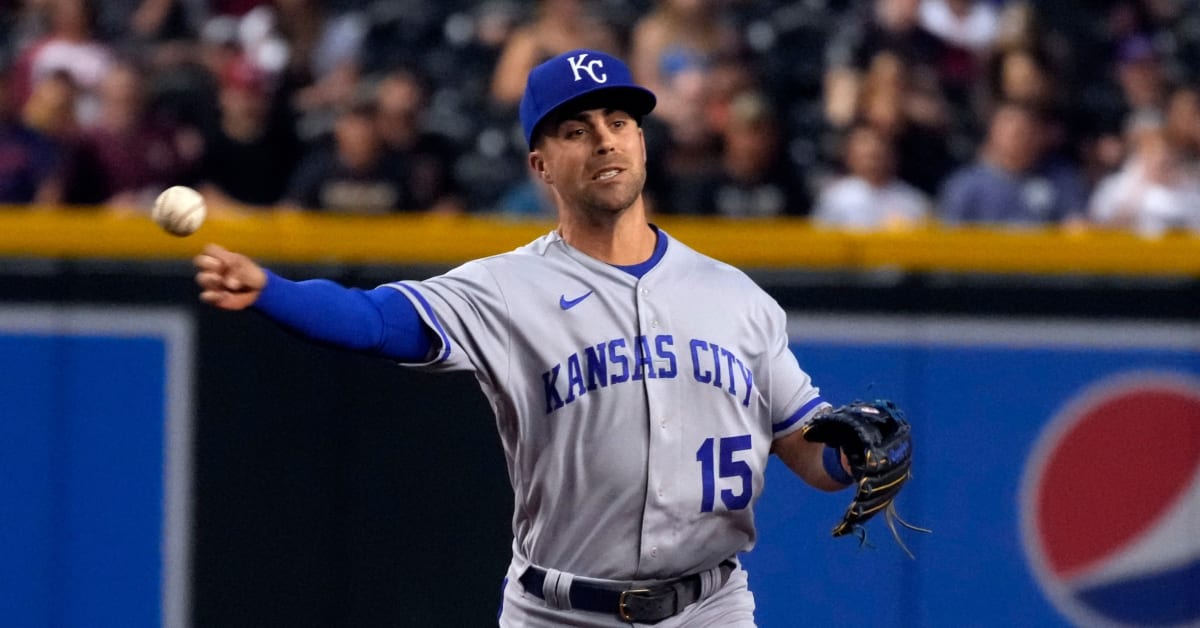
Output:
top-left (696, 434), bottom-right (753, 512)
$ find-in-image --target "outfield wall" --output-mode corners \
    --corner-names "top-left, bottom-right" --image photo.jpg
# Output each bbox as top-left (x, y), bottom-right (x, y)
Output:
top-left (1, 213), bottom-right (1196, 627)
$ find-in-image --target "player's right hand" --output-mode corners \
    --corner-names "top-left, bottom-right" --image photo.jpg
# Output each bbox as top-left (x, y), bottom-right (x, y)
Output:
top-left (193, 243), bottom-right (267, 311)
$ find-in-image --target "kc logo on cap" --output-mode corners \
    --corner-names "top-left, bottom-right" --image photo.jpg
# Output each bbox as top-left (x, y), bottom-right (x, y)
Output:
top-left (567, 53), bottom-right (608, 84)
top-left (520, 49), bottom-right (656, 147)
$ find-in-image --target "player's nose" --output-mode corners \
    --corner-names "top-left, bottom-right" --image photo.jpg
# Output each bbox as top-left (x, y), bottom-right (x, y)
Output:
top-left (593, 126), bottom-right (618, 154)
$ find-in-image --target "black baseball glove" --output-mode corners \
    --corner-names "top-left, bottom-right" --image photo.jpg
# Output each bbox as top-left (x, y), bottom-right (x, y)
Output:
top-left (802, 399), bottom-right (930, 557)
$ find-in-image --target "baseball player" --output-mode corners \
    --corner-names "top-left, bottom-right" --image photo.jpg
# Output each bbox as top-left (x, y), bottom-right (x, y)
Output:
top-left (195, 50), bottom-right (911, 626)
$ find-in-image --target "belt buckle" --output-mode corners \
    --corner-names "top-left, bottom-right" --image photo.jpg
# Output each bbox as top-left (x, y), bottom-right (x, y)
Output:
top-left (618, 588), bottom-right (652, 622)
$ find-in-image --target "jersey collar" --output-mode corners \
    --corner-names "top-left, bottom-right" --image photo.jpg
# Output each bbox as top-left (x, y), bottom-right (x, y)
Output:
top-left (611, 224), bottom-right (667, 279)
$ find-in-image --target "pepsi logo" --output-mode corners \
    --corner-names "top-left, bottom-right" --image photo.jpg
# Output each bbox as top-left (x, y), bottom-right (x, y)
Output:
top-left (1020, 372), bottom-right (1200, 627)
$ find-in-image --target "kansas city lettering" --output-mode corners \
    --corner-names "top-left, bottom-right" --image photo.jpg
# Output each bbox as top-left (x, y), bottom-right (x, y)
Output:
top-left (542, 334), bottom-right (753, 413)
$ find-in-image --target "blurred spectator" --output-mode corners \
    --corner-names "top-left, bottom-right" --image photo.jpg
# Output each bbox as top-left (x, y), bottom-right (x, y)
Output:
top-left (918, 0), bottom-right (998, 100)
top-left (66, 60), bottom-right (199, 208)
top-left (275, 0), bottom-right (368, 141)
top-left (981, 43), bottom-right (1081, 176)
top-left (196, 54), bottom-right (298, 209)
top-left (938, 102), bottom-right (1087, 225)
top-left (489, 0), bottom-right (619, 108)
top-left (842, 0), bottom-right (946, 71)
top-left (856, 51), bottom-right (957, 194)
top-left (21, 67), bottom-right (79, 144)
top-left (648, 114), bottom-right (720, 216)
top-left (981, 45), bottom-right (1059, 117)
top-left (824, 0), bottom-right (948, 128)
top-left (11, 0), bottom-right (113, 127)
top-left (93, 0), bottom-right (206, 47)
top-left (676, 90), bottom-right (807, 217)
top-left (19, 67), bottom-right (81, 205)
top-left (1164, 84), bottom-right (1200, 166)
top-left (97, 1), bottom-right (209, 94)
top-left (628, 1), bottom-right (747, 215)
top-left (1076, 32), bottom-right (1173, 182)
top-left (0, 0), bottom-right (1193, 229)
top-left (629, 0), bottom-right (739, 132)
top-left (192, 12), bottom-right (260, 109)
top-left (919, 0), bottom-right (999, 53)
top-left (373, 68), bottom-right (464, 214)
top-left (0, 65), bottom-right (63, 204)
top-left (1114, 34), bottom-right (1168, 120)
top-left (699, 54), bottom-right (758, 137)
top-left (990, 1), bottom-right (1038, 52)
top-left (282, 101), bottom-right (413, 214)
top-left (1089, 120), bottom-right (1200, 237)
top-left (813, 125), bottom-right (930, 230)
top-left (981, 2), bottom-right (1083, 126)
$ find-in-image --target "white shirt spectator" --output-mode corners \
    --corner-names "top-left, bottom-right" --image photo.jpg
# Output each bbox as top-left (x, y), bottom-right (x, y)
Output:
top-left (1089, 163), bottom-right (1200, 237)
top-left (1089, 126), bottom-right (1200, 237)
top-left (814, 176), bottom-right (931, 230)
top-left (27, 39), bottom-right (113, 126)
top-left (919, 0), bottom-right (999, 52)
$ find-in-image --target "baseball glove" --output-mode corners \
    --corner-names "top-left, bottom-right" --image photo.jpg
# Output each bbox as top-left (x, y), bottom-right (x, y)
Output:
top-left (802, 399), bottom-right (930, 558)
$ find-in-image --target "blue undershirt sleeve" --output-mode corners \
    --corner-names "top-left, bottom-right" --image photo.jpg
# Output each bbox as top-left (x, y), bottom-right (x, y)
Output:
top-left (252, 269), bottom-right (432, 362)
top-left (823, 445), bottom-right (855, 486)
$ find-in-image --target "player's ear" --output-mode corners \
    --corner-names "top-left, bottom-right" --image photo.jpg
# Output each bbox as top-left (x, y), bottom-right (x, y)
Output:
top-left (529, 152), bottom-right (553, 185)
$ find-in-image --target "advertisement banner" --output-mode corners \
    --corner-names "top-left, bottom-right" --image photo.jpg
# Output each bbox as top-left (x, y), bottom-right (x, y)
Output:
top-left (0, 307), bottom-right (193, 628)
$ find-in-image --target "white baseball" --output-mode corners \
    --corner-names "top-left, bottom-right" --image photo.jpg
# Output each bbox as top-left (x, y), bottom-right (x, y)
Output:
top-left (152, 185), bottom-right (207, 237)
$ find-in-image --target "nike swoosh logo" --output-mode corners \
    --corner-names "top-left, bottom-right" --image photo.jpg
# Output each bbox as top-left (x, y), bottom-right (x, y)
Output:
top-left (559, 291), bottom-right (594, 310)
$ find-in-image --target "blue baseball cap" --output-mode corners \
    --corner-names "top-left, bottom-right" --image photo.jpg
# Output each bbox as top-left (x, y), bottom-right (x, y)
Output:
top-left (519, 49), bottom-right (657, 147)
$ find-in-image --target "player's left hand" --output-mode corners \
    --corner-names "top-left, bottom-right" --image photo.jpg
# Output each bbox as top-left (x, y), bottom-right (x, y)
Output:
top-left (803, 399), bottom-right (930, 557)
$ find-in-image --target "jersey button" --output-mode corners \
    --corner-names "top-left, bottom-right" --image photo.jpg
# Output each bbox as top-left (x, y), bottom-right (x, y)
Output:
top-left (650, 547), bottom-right (658, 558)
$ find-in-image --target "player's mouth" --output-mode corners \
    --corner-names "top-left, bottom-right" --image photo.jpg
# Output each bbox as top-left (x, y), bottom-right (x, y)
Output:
top-left (592, 167), bottom-right (624, 181)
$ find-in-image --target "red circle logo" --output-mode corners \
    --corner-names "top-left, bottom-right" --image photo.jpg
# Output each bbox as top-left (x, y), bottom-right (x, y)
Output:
top-left (1021, 372), bottom-right (1200, 627)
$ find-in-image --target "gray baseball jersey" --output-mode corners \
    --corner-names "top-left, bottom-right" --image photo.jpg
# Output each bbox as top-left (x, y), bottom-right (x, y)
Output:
top-left (387, 229), bottom-right (827, 581)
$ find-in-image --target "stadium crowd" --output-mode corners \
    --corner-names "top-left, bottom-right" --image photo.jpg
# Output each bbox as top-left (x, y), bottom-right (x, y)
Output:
top-left (1, 0), bottom-right (1199, 237)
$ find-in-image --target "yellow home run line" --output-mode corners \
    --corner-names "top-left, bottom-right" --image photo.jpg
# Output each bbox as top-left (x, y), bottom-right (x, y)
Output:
top-left (0, 208), bottom-right (1198, 276)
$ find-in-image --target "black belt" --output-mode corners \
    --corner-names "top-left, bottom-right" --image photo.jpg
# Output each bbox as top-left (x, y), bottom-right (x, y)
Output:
top-left (519, 560), bottom-right (735, 624)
